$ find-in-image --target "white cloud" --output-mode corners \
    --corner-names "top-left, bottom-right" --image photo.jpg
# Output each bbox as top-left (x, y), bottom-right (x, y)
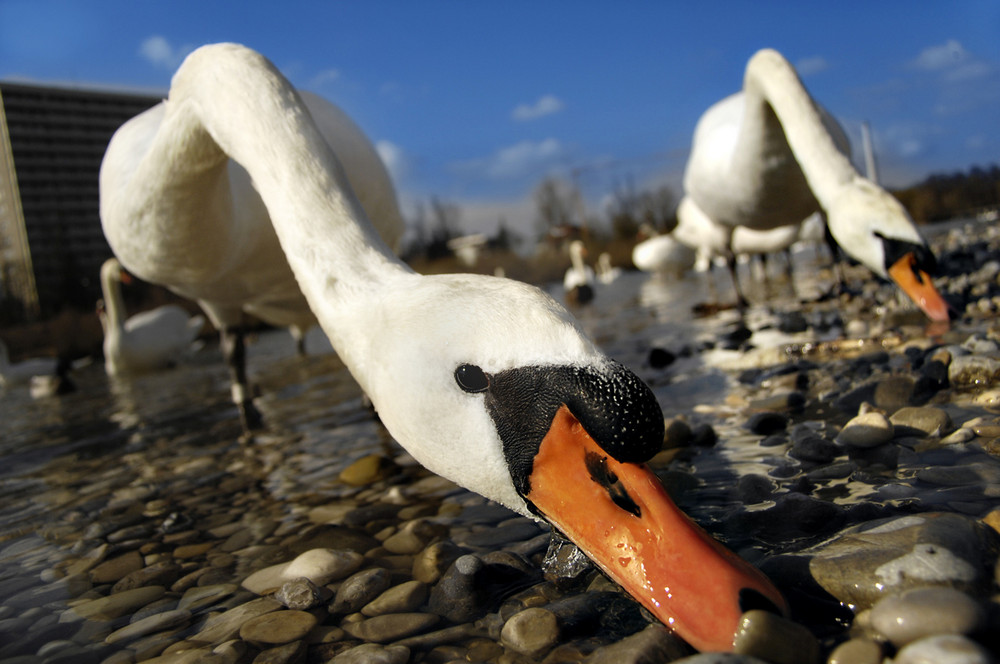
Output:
top-left (912, 39), bottom-right (970, 71)
top-left (795, 56), bottom-right (829, 76)
top-left (485, 138), bottom-right (564, 178)
top-left (512, 94), bottom-right (565, 121)
top-left (139, 35), bottom-right (194, 70)
top-left (309, 68), bottom-right (341, 88)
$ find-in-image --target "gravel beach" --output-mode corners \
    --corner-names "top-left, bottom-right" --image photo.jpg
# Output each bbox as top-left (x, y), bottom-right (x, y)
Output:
top-left (2, 218), bottom-right (1000, 664)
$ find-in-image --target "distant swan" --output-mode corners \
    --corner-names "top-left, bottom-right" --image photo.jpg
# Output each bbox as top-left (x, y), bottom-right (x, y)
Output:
top-left (100, 54), bottom-right (404, 429)
top-left (680, 48), bottom-right (949, 322)
top-left (99, 257), bottom-right (205, 376)
top-left (563, 240), bottom-right (595, 305)
top-left (0, 338), bottom-right (58, 389)
top-left (97, 43), bottom-right (787, 652)
top-left (596, 252), bottom-right (622, 284)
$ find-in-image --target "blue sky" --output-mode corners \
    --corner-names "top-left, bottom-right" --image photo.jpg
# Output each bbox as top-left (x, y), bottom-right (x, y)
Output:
top-left (2, 1), bottom-right (998, 241)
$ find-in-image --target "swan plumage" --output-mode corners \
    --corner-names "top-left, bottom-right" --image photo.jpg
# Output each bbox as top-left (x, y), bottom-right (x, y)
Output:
top-left (680, 48), bottom-right (949, 322)
top-left (98, 257), bottom-right (205, 376)
top-left (100, 57), bottom-right (404, 428)
top-left (632, 228), bottom-right (697, 278)
top-left (98, 43), bottom-right (786, 651)
top-left (596, 252), bottom-right (623, 284)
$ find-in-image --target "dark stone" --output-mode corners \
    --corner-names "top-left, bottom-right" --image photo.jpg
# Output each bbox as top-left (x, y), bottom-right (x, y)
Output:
top-left (746, 412), bottom-right (789, 436)
top-left (428, 552), bottom-right (540, 623)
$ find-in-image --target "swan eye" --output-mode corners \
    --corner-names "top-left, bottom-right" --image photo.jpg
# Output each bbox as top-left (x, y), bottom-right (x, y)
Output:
top-left (455, 364), bottom-right (490, 393)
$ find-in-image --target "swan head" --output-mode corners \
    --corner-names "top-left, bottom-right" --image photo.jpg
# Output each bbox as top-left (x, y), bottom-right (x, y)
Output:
top-left (826, 178), bottom-right (950, 322)
top-left (344, 272), bottom-right (787, 651)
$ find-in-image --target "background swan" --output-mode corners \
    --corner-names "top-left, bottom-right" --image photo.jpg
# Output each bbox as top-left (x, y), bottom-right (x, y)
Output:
top-left (0, 338), bottom-right (59, 389)
top-left (99, 257), bottom-right (205, 376)
top-left (98, 43), bottom-right (786, 652)
top-left (562, 239), bottom-right (595, 305)
top-left (679, 48), bottom-right (949, 322)
top-left (632, 227), bottom-right (697, 278)
top-left (100, 59), bottom-right (404, 430)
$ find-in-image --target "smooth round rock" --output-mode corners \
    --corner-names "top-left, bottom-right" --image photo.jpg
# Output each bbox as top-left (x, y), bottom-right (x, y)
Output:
top-left (331, 568), bottom-right (392, 614)
top-left (361, 580), bottom-right (428, 617)
top-left (238, 609), bottom-right (318, 644)
top-left (63, 585), bottom-right (167, 622)
top-left (893, 634), bottom-right (992, 664)
top-left (105, 608), bottom-right (192, 644)
top-left (732, 609), bottom-right (819, 664)
top-left (890, 406), bottom-right (952, 437)
top-left (500, 607), bottom-right (559, 658)
top-left (835, 411), bottom-right (894, 447)
top-left (342, 612), bottom-right (439, 643)
top-left (242, 549), bottom-right (363, 594)
top-left (826, 637), bottom-right (883, 664)
top-left (870, 587), bottom-right (985, 646)
top-left (328, 643), bottom-right (410, 664)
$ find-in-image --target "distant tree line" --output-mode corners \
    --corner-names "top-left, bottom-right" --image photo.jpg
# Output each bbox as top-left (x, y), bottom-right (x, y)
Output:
top-left (894, 163), bottom-right (1000, 224)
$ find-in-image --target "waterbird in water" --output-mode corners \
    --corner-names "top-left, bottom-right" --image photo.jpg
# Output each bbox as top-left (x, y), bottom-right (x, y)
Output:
top-left (98, 257), bottom-right (206, 376)
top-left (98, 43), bottom-right (787, 652)
top-left (100, 64), bottom-right (404, 430)
top-left (679, 48), bottom-right (950, 323)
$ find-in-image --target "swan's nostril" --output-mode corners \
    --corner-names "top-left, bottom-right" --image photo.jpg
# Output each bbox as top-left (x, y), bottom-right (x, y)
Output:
top-left (739, 587), bottom-right (783, 615)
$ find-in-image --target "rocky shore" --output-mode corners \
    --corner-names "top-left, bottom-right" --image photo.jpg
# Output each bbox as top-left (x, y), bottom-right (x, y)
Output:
top-left (3, 219), bottom-right (1000, 664)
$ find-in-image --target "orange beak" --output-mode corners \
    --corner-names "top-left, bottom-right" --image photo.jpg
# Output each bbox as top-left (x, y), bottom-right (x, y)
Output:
top-left (887, 252), bottom-right (950, 323)
top-left (526, 405), bottom-right (788, 653)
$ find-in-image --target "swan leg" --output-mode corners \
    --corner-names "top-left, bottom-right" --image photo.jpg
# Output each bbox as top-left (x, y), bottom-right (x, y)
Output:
top-left (220, 326), bottom-right (262, 432)
top-left (726, 254), bottom-right (748, 312)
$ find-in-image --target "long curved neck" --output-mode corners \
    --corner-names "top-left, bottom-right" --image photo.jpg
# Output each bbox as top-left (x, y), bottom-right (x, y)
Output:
top-left (100, 268), bottom-right (126, 334)
top-left (740, 49), bottom-right (858, 205)
top-left (163, 44), bottom-right (411, 329)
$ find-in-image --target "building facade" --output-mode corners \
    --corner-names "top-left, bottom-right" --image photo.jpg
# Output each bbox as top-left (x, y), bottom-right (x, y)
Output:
top-left (0, 81), bottom-right (161, 321)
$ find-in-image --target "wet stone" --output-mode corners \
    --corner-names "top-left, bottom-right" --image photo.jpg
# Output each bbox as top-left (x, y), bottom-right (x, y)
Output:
top-left (732, 609), bottom-right (819, 664)
top-left (583, 623), bottom-right (690, 663)
top-left (89, 550), bottom-right (143, 584)
top-left (330, 568), bottom-right (392, 614)
top-left (428, 552), bottom-right (539, 623)
top-left (327, 643), bottom-right (410, 664)
top-left (341, 612), bottom-right (438, 643)
top-left (190, 596), bottom-right (283, 644)
top-left (890, 406), bottom-right (953, 437)
top-left (788, 435), bottom-right (840, 463)
top-left (949, 355), bottom-right (1000, 387)
top-left (500, 607), bottom-right (560, 658)
top-left (238, 609), bottom-right (318, 644)
top-left (252, 640), bottom-right (307, 664)
top-left (112, 560), bottom-right (183, 593)
top-left (411, 540), bottom-right (464, 585)
top-left (361, 579), bottom-right (428, 616)
top-left (745, 411), bottom-right (789, 435)
top-left (63, 585), bottom-right (167, 622)
top-left (836, 411), bottom-right (894, 448)
top-left (242, 549), bottom-right (363, 594)
top-left (274, 577), bottom-right (323, 610)
top-left (894, 634), bottom-right (993, 664)
top-left (808, 513), bottom-right (1000, 610)
top-left (105, 608), bottom-right (192, 644)
top-left (826, 638), bottom-right (884, 664)
top-left (870, 587), bottom-right (985, 646)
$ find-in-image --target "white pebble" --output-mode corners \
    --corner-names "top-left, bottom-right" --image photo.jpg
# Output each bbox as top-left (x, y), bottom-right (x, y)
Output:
top-left (893, 634), bottom-right (992, 664)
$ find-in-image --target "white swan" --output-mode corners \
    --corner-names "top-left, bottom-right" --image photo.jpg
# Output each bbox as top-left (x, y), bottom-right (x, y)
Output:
top-left (98, 43), bottom-right (786, 652)
top-left (100, 53), bottom-right (404, 429)
top-left (562, 239), bottom-right (595, 305)
top-left (99, 257), bottom-right (206, 376)
top-left (680, 48), bottom-right (949, 322)
top-left (0, 338), bottom-right (59, 389)
top-left (596, 252), bottom-right (623, 284)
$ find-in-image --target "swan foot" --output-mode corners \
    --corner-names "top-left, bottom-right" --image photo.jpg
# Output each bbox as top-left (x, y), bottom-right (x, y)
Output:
top-left (238, 398), bottom-right (263, 433)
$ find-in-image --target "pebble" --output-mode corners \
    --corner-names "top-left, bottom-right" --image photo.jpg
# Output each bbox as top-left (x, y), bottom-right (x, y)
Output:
top-left (808, 513), bottom-right (999, 610)
top-left (361, 580), bottom-right (428, 616)
top-left (238, 609), bottom-right (319, 644)
top-left (835, 411), bottom-right (895, 447)
top-left (105, 608), bottom-right (192, 644)
top-left (826, 638), bottom-right (884, 664)
top-left (341, 612), bottom-right (439, 643)
top-left (893, 634), bottom-right (993, 664)
top-left (327, 643), bottom-right (410, 664)
top-left (241, 549), bottom-right (363, 594)
top-left (732, 610), bottom-right (819, 664)
top-left (869, 587), bottom-right (985, 646)
top-left (500, 607), bottom-right (560, 658)
top-left (62, 585), bottom-right (167, 622)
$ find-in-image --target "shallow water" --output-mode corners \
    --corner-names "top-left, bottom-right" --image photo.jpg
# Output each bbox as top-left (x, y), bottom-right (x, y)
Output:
top-left (2, 230), bottom-right (998, 660)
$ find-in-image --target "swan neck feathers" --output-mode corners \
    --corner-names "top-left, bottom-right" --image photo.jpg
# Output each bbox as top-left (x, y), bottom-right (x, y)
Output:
top-left (741, 48), bottom-right (857, 205)
top-left (167, 44), bottom-right (408, 321)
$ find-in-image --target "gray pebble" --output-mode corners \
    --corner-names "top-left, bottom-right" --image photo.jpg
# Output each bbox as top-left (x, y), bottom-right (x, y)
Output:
top-left (836, 411), bottom-right (894, 448)
top-left (274, 577), bottom-right (323, 610)
top-left (500, 607), bottom-right (560, 658)
top-left (328, 643), bottom-right (410, 664)
top-left (893, 634), bottom-right (993, 664)
top-left (732, 609), bottom-right (819, 664)
top-left (870, 587), bottom-right (985, 646)
top-left (330, 567), bottom-right (392, 615)
top-left (342, 612), bottom-right (439, 643)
